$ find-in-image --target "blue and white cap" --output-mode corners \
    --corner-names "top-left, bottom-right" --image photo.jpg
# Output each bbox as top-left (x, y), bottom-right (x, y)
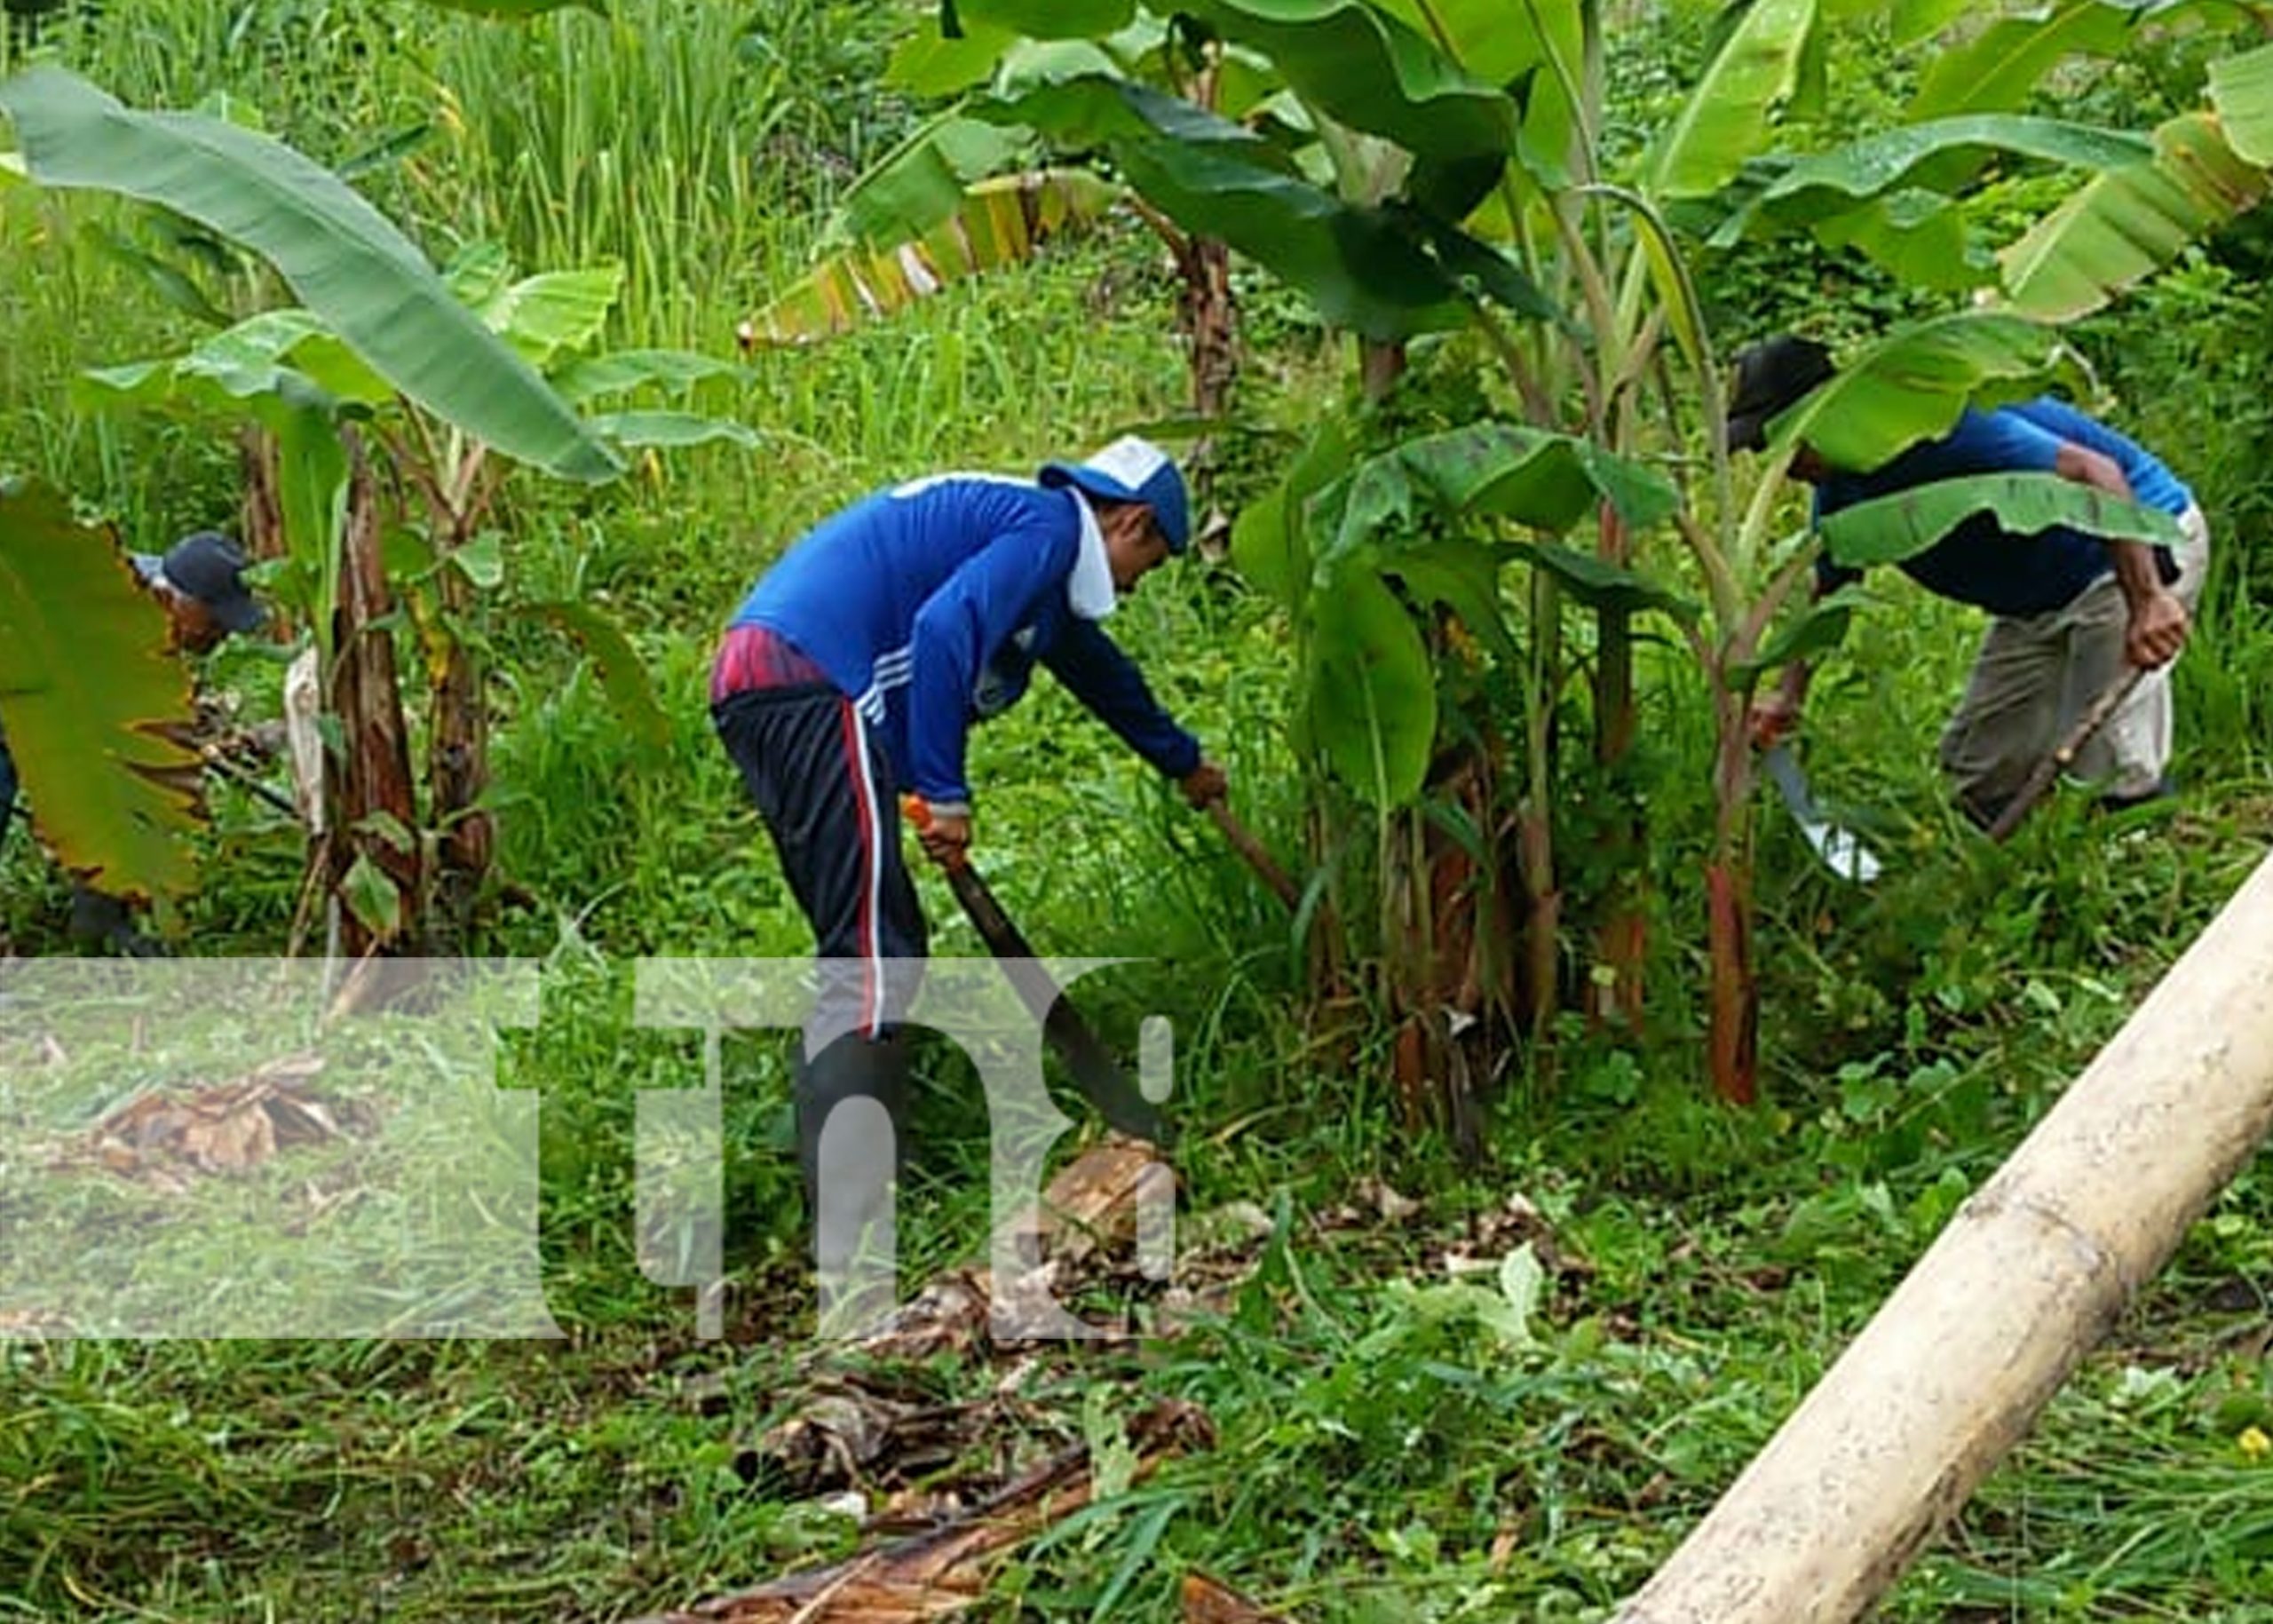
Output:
top-left (1037, 435), bottom-right (1190, 553)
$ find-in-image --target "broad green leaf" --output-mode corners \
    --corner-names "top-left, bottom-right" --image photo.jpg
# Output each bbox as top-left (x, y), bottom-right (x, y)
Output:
top-left (1385, 537), bottom-right (1519, 660)
top-left (1513, 541), bottom-right (1701, 625)
top-left (1231, 486), bottom-right (1296, 610)
top-left (997, 36), bottom-right (1127, 91)
top-left (589, 411), bottom-right (761, 451)
top-left (1998, 113), bottom-right (2273, 321)
top-left (743, 170), bottom-right (1120, 346)
top-left (1749, 116), bottom-right (2152, 218)
top-left (1316, 424), bottom-right (1679, 566)
top-left (1811, 192), bottom-right (1984, 291)
top-left (1232, 418), bottom-right (1350, 613)
top-left (1374, 0), bottom-right (1579, 185)
top-left (80, 310), bottom-right (391, 412)
top-left (1647, 0), bottom-right (1818, 199)
top-left (1306, 566), bottom-right (1435, 807)
top-left (1373, 0), bottom-right (1559, 85)
top-left (959, 0), bottom-right (1136, 36)
top-left (341, 850), bottom-right (403, 939)
top-left (1770, 312), bottom-right (2064, 471)
top-left (444, 240), bottom-right (517, 305)
top-left (1174, 0), bottom-right (1518, 162)
top-left (1574, 441), bottom-right (1683, 534)
top-left (0, 67), bottom-right (621, 484)
top-left (984, 72), bottom-right (1274, 152)
top-left (835, 115), bottom-right (1028, 250)
top-left (1402, 208), bottom-right (1559, 325)
top-left (527, 600), bottom-right (670, 755)
top-left (888, 18), bottom-right (1018, 96)
top-left (479, 265), bottom-right (624, 368)
top-left (1819, 471), bottom-right (2182, 567)
top-left (1907, 0), bottom-right (2133, 121)
top-left (2210, 41), bottom-right (2273, 166)
top-left (273, 401), bottom-right (351, 654)
top-left (1110, 135), bottom-right (1467, 340)
top-left (0, 482), bottom-right (203, 899)
top-left (549, 349), bottom-right (742, 406)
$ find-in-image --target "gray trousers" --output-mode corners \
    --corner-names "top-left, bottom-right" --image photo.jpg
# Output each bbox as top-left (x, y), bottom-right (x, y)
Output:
top-left (1939, 505), bottom-right (2211, 811)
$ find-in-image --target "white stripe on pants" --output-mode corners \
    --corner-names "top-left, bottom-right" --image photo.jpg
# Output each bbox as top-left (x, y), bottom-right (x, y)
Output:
top-left (1938, 503), bottom-right (2211, 809)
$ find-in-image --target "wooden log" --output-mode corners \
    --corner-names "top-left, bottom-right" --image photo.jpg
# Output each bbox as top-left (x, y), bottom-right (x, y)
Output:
top-left (1614, 849), bottom-right (2273, 1624)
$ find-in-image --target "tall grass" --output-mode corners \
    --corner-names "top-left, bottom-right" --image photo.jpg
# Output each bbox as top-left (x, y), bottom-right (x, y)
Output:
top-left (418, 0), bottom-right (900, 348)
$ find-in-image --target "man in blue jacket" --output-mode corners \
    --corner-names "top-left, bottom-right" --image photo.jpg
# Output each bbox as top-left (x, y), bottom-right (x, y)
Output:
top-left (710, 436), bottom-right (1224, 1304)
top-left (1729, 335), bottom-right (2205, 827)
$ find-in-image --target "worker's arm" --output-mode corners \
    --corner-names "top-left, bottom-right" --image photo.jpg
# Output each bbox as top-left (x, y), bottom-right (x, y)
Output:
top-left (2055, 440), bottom-right (2189, 669)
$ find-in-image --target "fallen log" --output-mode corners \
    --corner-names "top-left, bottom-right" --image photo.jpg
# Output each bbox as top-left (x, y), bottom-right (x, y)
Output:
top-left (1612, 849), bottom-right (2273, 1624)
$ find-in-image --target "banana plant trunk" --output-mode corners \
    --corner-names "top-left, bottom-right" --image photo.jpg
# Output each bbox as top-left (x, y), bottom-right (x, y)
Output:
top-left (1360, 338), bottom-right (1406, 400)
top-left (1519, 567), bottom-right (1564, 1042)
top-left (1707, 688), bottom-right (1757, 1105)
top-left (1590, 503), bottom-right (1646, 1027)
top-left (427, 561), bottom-right (492, 920)
top-left (329, 432), bottom-right (422, 955)
top-left (1613, 850), bottom-right (2273, 1624)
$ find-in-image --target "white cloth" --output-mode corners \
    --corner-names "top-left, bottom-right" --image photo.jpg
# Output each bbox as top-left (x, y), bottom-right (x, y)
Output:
top-left (1065, 489), bottom-right (1117, 622)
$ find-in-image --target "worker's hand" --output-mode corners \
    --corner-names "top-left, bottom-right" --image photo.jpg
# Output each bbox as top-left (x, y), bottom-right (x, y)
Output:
top-left (2124, 588), bottom-right (2190, 669)
top-left (915, 807), bottom-right (972, 868)
top-left (1747, 688), bottom-right (1801, 752)
top-left (1178, 759), bottom-right (1229, 809)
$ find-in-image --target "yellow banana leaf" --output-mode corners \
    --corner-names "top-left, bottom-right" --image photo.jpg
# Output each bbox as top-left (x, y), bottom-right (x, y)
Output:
top-left (740, 170), bottom-right (1119, 349)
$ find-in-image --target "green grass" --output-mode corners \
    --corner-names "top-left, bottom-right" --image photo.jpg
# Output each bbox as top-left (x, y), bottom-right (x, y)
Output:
top-left (4, 4), bottom-right (2273, 1620)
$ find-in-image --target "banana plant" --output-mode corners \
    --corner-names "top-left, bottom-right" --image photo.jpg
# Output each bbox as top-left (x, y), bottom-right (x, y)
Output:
top-left (1232, 418), bottom-right (1681, 1137)
top-left (0, 67), bottom-right (723, 947)
top-left (80, 252), bottom-right (742, 933)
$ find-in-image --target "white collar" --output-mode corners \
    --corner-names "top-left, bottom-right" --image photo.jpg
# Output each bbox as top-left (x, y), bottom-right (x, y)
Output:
top-left (1065, 488), bottom-right (1117, 621)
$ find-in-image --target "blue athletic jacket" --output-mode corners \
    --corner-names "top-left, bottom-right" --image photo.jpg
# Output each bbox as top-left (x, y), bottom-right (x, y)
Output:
top-left (729, 474), bottom-right (1200, 809)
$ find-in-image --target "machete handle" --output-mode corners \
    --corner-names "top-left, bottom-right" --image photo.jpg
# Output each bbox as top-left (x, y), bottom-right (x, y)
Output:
top-left (900, 793), bottom-right (970, 871)
top-left (1203, 799), bottom-right (1302, 914)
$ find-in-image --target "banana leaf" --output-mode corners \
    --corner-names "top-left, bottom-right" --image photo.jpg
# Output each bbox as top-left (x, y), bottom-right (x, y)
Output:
top-left (1305, 566), bottom-right (1435, 807)
top-left (0, 483), bottom-right (204, 900)
top-left (1769, 312), bottom-right (2065, 473)
top-left (745, 170), bottom-right (1119, 346)
top-left (0, 67), bottom-right (620, 484)
top-left (2210, 41), bottom-right (2273, 167)
top-left (1819, 471), bottom-right (2183, 567)
top-left (1906, 0), bottom-right (2134, 120)
top-left (1998, 112), bottom-right (2273, 321)
top-left (1647, 0), bottom-right (1817, 199)
top-left (1172, 0), bottom-right (1518, 162)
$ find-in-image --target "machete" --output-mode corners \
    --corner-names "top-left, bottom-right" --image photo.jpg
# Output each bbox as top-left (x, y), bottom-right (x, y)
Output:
top-left (904, 796), bottom-right (1168, 1145)
top-left (1762, 743), bottom-right (1882, 883)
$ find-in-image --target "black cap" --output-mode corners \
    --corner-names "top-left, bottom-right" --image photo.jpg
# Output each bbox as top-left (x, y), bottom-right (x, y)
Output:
top-left (1724, 335), bottom-right (1835, 453)
top-left (133, 532), bottom-right (265, 634)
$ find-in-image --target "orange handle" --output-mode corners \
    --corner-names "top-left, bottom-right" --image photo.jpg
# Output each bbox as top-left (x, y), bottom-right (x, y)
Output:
top-left (901, 793), bottom-right (970, 871)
